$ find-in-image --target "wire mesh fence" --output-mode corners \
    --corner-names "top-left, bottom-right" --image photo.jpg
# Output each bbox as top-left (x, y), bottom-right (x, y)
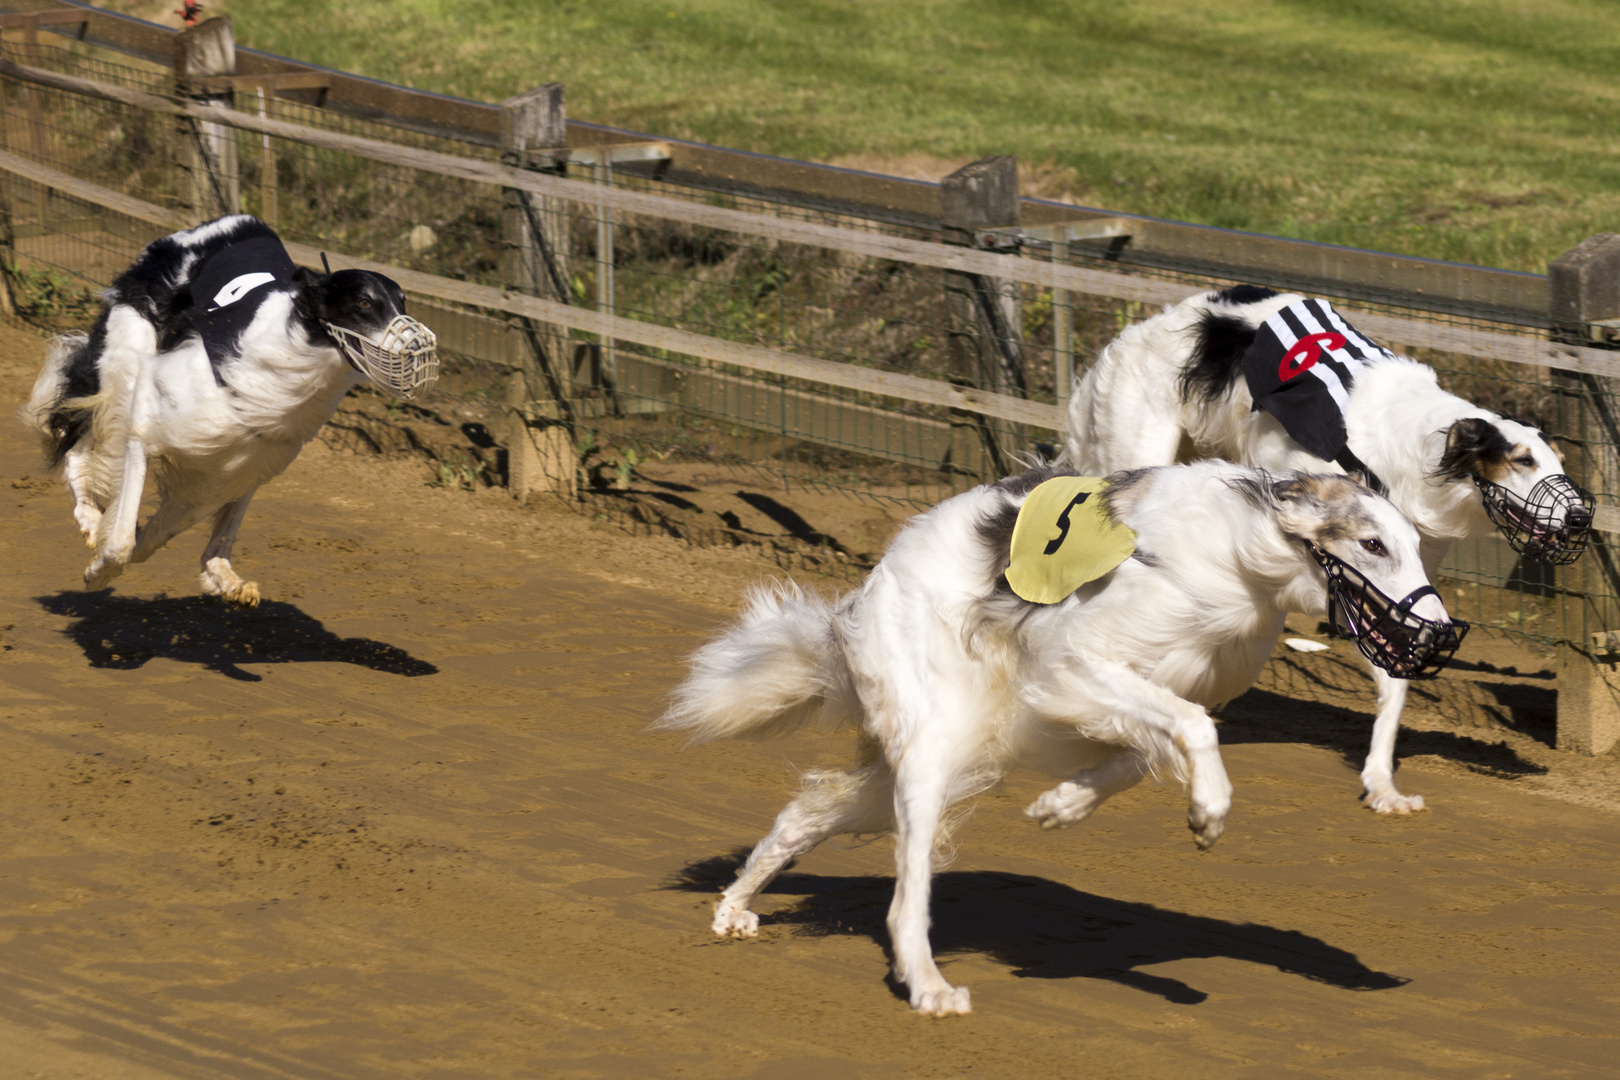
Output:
top-left (1, 19), bottom-right (1617, 656)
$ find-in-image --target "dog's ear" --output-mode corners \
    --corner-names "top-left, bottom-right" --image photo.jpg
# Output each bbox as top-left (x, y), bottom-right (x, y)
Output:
top-left (1267, 476), bottom-right (1334, 541)
top-left (1436, 417), bottom-right (1507, 481)
top-left (1271, 477), bottom-right (1309, 504)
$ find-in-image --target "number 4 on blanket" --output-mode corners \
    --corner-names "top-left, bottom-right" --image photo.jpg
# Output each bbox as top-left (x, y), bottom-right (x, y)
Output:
top-left (1004, 476), bottom-right (1137, 604)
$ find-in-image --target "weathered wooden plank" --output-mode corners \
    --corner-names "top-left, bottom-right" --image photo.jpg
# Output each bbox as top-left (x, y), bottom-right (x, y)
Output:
top-left (0, 147), bottom-right (187, 229)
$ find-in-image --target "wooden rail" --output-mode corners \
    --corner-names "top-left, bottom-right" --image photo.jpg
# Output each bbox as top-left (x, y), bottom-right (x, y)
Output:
top-left (2, 56), bottom-right (1615, 382)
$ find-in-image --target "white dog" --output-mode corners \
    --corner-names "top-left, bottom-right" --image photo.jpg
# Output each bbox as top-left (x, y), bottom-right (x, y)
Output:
top-left (659, 462), bottom-right (1461, 1015)
top-left (1062, 286), bottom-right (1592, 813)
top-left (23, 215), bottom-right (436, 606)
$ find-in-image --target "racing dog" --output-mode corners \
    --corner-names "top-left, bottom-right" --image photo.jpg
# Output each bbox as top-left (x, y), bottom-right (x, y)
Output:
top-left (23, 215), bottom-right (437, 606)
top-left (1062, 286), bottom-right (1591, 813)
top-left (659, 462), bottom-right (1462, 1015)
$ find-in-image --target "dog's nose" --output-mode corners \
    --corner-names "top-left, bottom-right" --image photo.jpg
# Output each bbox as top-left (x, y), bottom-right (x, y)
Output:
top-left (1567, 504), bottom-right (1593, 530)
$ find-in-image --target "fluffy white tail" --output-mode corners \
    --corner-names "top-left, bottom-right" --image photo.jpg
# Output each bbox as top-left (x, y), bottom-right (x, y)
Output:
top-left (657, 584), bottom-right (849, 743)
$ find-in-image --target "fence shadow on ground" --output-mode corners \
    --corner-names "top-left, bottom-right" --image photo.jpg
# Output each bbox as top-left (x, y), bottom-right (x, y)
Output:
top-left (36, 591), bottom-right (438, 683)
top-left (1226, 647), bottom-right (1554, 776)
top-left (669, 853), bottom-right (1407, 1005)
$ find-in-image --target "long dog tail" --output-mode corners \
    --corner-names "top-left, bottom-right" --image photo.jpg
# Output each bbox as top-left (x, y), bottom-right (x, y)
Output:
top-left (21, 333), bottom-right (100, 467)
top-left (656, 583), bottom-right (848, 744)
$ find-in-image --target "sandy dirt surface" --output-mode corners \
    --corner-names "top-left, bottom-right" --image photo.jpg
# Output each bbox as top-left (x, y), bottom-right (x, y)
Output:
top-left (1, 319), bottom-right (1617, 1079)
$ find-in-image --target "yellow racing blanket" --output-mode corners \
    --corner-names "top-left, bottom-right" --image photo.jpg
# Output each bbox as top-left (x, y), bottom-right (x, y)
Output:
top-left (1004, 476), bottom-right (1137, 604)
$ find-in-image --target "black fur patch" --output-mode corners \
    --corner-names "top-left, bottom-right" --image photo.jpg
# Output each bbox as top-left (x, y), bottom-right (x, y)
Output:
top-left (975, 465), bottom-right (1081, 590)
top-left (42, 325), bottom-right (106, 467)
top-left (1435, 417), bottom-right (1514, 481)
top-left (1180, 310), bottom-right (1259, 406)
top-left (1210, 285), bottom-right (1279, 307)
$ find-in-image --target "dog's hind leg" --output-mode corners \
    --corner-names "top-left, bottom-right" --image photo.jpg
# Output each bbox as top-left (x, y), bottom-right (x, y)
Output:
top-left (887, 747), bottom-right (972, 1016)
top-left (197, 490), bottom-right (260, 607)
top-left (714, 756), bottom-right (894, 940)
top-left (62, 445), bottom-right (102, 547)
top-left (1025, 749), bottom-right (1149, 830)
top-left (1361, 666), bottom-right (1422, 814)
top-left (84, 438), bottom-right (146, 589)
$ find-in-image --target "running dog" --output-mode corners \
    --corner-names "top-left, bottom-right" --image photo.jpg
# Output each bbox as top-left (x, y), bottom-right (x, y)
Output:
top-left (1062, 286), bottom-right (1592, 813)
top-left (659, 462), bottom-right (1461, 1015)
top-left (23, 215), bottom-right (436, 606)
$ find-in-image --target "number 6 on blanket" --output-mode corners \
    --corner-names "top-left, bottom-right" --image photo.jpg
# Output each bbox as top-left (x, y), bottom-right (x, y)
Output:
top-left (1004, 475), bottom-right (1137, 604)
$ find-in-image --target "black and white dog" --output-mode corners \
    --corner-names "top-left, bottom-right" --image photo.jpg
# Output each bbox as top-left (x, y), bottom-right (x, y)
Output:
top-left (1062, 286), bottom-right (1592, 813)
top-left (660, 462), bottom-right (1462, 1015)
top-left (23, 215), bottom-right (437, 606)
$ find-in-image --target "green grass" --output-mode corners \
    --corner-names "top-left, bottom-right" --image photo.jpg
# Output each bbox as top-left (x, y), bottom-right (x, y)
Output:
top-left (130, 0), bottom-right (1620, 272)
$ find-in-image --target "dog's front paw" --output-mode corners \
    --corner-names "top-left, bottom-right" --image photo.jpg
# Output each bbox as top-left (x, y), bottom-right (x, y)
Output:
top-left (83, 556), bottom-right (124, 589)
top-left (910, 984), bottom-right (972, 1017)
top-left (1363, 787), bottom-right (1425, 815)
top-left (1025, 781), bottom-right (1098, 830)
top-left (1188, 810), bottom-right (1226, 850)
top-left (712, 901), bottom-right (759, 939)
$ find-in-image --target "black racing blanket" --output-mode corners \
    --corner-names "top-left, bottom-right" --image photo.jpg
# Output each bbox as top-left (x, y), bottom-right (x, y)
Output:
top-left (183, 236), bottom-right (299, 379)
top-left (1241, 297), bottom-right (1395, 463)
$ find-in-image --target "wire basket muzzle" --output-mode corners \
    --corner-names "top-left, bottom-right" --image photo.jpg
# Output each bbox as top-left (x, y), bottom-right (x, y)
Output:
top-left (1474, 473), bottom-right (1595, 565)
top-left (325, 315), bottom-right (440, 400)
top-left (1310, 545), bottom-right (1468, 680)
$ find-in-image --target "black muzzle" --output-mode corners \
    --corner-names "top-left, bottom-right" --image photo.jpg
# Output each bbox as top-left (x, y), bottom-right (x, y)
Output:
top-left (1473, 474), bottom-right (1595, 566)
top-left (1307, 544), bottom-right (1468, 680)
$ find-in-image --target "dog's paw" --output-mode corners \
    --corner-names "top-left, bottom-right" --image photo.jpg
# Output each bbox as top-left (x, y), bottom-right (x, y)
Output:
top-left (711, 902), bottom-right (759, 939)
top-left (74, 504), bottom-right (102, 547)
top-left (1363, 788), bottom-right (1425, 815)
top-left (225, 580), bottom-right (261, 608)
top-left (910, 984), bottom-right (971, 1017)
top-left (83, 556), bottom-right (124, 589)
top-left (1025, 781), bottom-right (1098, 830)
top-left (1187, 806), bottom-right (1227, 850)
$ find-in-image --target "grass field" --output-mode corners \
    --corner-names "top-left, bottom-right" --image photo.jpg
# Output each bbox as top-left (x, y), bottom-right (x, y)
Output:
top-left (108, 0), bottom-right (1618, 274)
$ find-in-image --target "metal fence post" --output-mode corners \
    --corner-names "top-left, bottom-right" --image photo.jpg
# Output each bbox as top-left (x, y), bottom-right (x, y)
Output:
top-left (499, 83), bottom-right (575, 501)
top-left (1550, 232), bottom-right (1620, 755)
top-left (941, 155), bottom-right (1023, 478)
top-left (174, 16), bottom-right (238, 222)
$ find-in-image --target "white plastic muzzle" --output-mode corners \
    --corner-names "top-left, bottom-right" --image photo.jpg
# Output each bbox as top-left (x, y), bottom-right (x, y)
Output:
top-left (324, 314), bottom-right (439, 400)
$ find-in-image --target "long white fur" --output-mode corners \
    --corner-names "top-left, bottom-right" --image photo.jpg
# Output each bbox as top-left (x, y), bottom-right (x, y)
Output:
top-left (659, 461), bottom-right (1445, 1015)
top-left (1062, 289), bottom-right (1573, 814)
top-left (21, 220), bottom-right (364, 605)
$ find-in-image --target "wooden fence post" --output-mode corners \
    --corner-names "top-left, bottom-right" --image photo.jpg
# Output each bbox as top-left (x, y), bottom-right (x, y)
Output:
top-left (1550, 232), bottom-right (1620, 755)
top-left (499, 83), bottom-right (575, 501)
top-left (174, 16), bottom-right (238, 221)
top-left (941, 155), bottom-right (1024, 478)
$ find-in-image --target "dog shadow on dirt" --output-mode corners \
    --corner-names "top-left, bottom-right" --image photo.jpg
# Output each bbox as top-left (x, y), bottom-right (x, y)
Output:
top-left (36, 591), bottom-right (438, 683)
top-left (670, 853), bottom-right (1406, 1005)
top-left (1221, 650), bottom-right (1553, 779)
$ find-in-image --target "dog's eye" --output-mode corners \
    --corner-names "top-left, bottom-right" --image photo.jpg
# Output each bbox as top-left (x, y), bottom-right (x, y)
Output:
top-left (1360, 538), bottom-right (1387, 557)
top-left (1516, 454), bottom-right (1535, 468)
top-left (358, 298), bottom-right (372, 309)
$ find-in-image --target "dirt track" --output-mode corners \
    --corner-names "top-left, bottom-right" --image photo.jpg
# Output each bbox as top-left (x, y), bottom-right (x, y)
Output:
top-left (1, 320), bottom-right (1617, 1079)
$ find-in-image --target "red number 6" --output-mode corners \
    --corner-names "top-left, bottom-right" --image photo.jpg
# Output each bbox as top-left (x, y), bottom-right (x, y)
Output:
top-left (1278, 332), bottom-right (1347, 381)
